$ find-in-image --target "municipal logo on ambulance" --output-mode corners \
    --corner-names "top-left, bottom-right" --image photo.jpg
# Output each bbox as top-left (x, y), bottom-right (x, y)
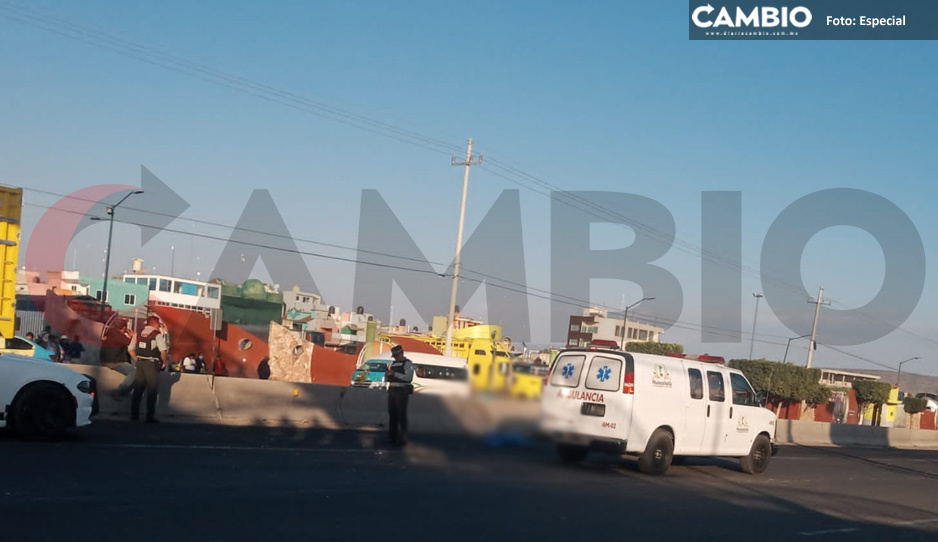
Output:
top-left (652, 364), bottom-right (672, 388)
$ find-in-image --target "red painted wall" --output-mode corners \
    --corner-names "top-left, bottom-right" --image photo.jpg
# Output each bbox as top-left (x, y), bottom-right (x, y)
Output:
top-left (922, 411), bottom-right (937, 431)
top-left (309, 344), bottom-right (359, 386)
top-left (152, 306), bottom-right (269, 379)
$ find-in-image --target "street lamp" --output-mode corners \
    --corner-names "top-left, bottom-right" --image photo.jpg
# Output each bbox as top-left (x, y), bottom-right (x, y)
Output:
top-left (90, 190), bottom-right (144, 312)
top-left (620, 297), bottom-right (655, 350)
top-left (782, 334), bottom-right (812, 363)
top-left (896, 356), bottom-right (921, 387)
top-left (748, 292), bottom-right (764, 360)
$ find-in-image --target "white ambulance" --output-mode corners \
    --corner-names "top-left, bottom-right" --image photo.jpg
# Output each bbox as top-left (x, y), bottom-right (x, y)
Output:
top-left (540, 348), bottom-right (777, 475)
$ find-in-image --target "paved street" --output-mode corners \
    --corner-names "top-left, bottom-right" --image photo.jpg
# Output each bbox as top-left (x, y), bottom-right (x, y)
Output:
top-left (2, 422), bottom-right (938, 541)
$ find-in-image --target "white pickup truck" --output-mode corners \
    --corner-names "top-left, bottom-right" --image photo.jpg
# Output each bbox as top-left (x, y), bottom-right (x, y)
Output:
top-left (0, 353), bottom-right (98, 438)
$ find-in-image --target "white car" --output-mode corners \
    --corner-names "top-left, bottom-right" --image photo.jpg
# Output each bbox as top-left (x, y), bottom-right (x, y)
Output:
top-left (0, 353), bottom-right (98, 438)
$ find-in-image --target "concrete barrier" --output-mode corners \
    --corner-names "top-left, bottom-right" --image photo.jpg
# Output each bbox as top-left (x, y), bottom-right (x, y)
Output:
top-left (777, 419), bottom-right (938, 449)
top-left (66, 362), bottom-right (938, 446)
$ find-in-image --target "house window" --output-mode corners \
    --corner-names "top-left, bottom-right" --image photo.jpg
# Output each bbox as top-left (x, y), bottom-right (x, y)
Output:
top-left (159, 279), bottom-right (171, 292)
top-left (474, 349), bottom-right (487, 356)
top-left (148, 278), bottom-right (157, 291)
top-left (124, 277), bottom-right (135, 284)
top-left (639, 330), bottom-right (648, 340)
top-left (615, 325), bottom-right (621, 337)
top-left (568, 338), bottom-right (578, 345)
top-left (95, 290), bottom-right (109, 302)
top-left (207, 286), bottom-right (220, 299)
top-left (570, 324), bottom-right (580, 332)
top-left (124, 294), bottom-right (136, 305)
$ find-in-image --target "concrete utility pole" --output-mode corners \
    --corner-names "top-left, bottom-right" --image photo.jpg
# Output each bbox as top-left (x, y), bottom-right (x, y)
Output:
top-left (805, 286), bottom-right (830, 369)
top-left (444, 138), bottom-right (482, 357)
top-left (748, 292), bottom-right (764, 360)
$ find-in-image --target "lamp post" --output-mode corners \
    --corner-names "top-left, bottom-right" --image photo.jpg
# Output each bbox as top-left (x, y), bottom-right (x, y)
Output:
top-left (782, 334), bottom-right (812, 363)
top-left (620, 297), bottom-right (655, 350)
top-left (748, 292), bottom-right (764, 360)
top-left (896, 356), bottom-right (921, 387)
top-left (91, 190), bottom-right (143, 312)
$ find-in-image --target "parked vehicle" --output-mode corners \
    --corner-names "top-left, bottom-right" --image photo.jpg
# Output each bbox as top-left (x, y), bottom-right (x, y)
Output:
top-left (540, 348), bottom-right (777, 475)
top-left (508, 361), bottom-right (548, 400)
top-left (0, 336), bottom-right (58, 362)
top-left (0, 353), bottom-right (98, 438)
top-left (358, 352), bottom-right (471, 396)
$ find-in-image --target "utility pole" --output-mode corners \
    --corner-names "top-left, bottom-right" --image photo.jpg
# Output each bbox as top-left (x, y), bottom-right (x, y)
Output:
top-left (444, 138), bottom-right (482, 357)
top-left (748, 292), bottom-right (764, 360)
top-left (805, 286), bottom-right (830, 369)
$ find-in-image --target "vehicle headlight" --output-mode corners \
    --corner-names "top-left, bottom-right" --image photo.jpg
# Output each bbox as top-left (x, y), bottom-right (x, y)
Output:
top-left (77, 379), bottom-right (93, 394)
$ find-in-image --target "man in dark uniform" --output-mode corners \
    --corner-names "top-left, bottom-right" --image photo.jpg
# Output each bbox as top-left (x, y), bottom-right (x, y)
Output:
top-left (385, 345), bottom-right (414, 445)
top-left (129, 315), bottom-right (169, 423)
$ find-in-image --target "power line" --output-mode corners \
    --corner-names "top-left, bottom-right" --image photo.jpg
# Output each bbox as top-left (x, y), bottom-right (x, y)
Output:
top-left (3, 0), bottom-right (932, 348)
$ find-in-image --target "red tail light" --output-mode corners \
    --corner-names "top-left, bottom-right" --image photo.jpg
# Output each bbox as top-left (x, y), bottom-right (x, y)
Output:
top-left (623, 371), bottom-right (634, 394)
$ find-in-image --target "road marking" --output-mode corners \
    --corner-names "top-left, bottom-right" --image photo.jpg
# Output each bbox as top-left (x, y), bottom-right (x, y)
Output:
top-left (893, 518), bottom-right (938, 526)
top-left (799, 528), bottom-right (861, 536)
top-left (89, 443), bottom-right (386, 454)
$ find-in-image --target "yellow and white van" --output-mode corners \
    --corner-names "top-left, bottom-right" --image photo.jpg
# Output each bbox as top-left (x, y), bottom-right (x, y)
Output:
top-left (540, 348), bottom-right (777, 475)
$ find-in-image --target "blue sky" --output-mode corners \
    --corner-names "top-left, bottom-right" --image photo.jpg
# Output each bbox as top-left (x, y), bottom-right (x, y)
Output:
top-left (1, 1), bottom-right (935, 375)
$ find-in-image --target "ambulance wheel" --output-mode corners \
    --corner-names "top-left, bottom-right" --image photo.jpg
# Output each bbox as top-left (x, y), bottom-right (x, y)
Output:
top-left (556, 444), bottom-right (589, 464)
top-left (638, 429), bottom-right (673, 475)
top-left (740, 435), bottom-right (772, 475)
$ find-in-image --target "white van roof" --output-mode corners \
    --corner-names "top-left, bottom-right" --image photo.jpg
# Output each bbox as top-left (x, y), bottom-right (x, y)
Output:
top-left (367, 352), bottom-right (468, 368)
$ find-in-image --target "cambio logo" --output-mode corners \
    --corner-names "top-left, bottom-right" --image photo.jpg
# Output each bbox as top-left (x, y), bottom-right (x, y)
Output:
top-left (692, 4), bottom-right (812, 28)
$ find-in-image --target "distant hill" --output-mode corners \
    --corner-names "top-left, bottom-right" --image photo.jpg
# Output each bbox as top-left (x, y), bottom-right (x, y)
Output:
top-left (821, 368), bottom-right (938, 396)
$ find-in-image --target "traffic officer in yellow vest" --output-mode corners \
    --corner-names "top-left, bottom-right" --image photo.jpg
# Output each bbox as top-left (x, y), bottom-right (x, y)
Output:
top-left (385, 345), bottom-right (414, 445)
top-left (128, 315), bottom-right (169, 423)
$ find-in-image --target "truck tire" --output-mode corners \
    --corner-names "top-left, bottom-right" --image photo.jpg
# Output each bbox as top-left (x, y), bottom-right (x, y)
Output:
top-left (556, 444), bottom-right (589, 464)
top-left (10, 382), bottom-right (74, 440)
top-left (739, 434), bottom-right (772, 475)
top-left (638, 429), bottom-right (674, 475)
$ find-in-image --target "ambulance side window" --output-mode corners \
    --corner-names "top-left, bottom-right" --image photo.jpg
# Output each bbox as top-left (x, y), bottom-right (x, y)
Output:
top-left (688, 369), bottom-right (703, 400)
top-left (707, 371), bottom-right (725, 402)
top-left (730, 373), bottom-right (757, 406)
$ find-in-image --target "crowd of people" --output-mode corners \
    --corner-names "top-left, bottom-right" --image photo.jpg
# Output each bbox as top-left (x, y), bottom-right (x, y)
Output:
top-left (26, 326), bottom-right (84, 363)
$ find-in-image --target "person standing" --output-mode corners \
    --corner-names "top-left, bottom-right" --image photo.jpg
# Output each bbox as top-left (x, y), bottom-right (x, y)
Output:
top-left (68, 335), bottom-right (85, 364)
top-left (129, 315), bottom-right (169, 423)
top-left (385, 345), bottom-right (414, 446)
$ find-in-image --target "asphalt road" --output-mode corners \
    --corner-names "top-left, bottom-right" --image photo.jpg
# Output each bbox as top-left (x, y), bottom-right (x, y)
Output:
top-left (2, 422), bottom-right (938, 542)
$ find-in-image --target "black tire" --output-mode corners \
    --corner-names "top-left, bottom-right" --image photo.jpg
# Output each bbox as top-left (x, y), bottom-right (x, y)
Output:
top-left (740, 435), bottom-right (772, 475)
top-left (556, 444), bottom-right (589, 464)
top-left (638, 429), bottom-right (674, 475)
top-left (10, 382), bottom-right (75, 440)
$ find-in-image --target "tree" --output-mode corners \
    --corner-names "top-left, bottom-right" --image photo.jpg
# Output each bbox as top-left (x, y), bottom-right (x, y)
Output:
top-left (625, 342), bottom-right (683, 356)
top-left (728, 359), bottom-right (831, 411)
top-left (903, 396), bottom-right (927, 415)
top-left (852, 380), bottom-right (892, 424)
